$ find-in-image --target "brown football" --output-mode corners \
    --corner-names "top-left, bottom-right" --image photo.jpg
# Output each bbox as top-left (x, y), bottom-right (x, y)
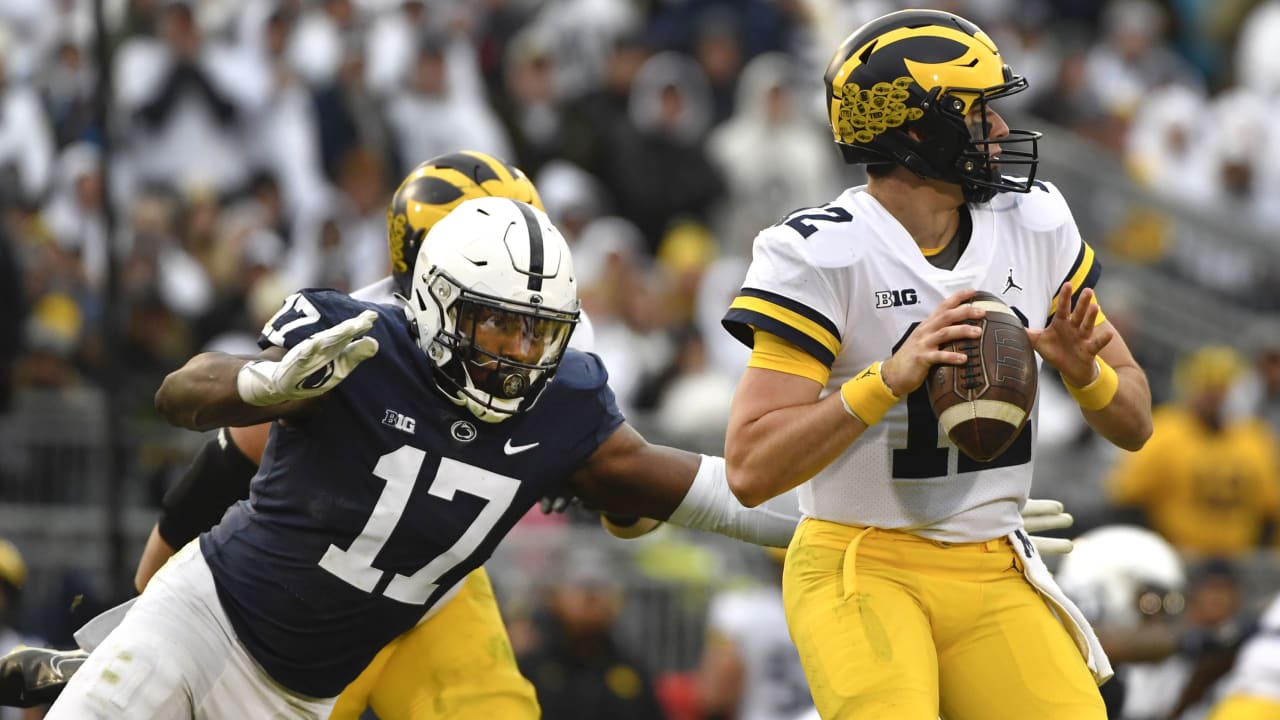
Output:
top-left (926, 291), bottom-right (1038, 462)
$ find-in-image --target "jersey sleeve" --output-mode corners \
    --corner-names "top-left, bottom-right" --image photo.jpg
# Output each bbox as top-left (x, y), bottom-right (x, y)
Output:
top-left (1039, 183), bottom-right (1102, 323)
top-left (257, 289), bottom-right (375, 350)
top-left (554, 350), bottom-right (626, 467)
top-left (722, 227), bottom-right (845, 369)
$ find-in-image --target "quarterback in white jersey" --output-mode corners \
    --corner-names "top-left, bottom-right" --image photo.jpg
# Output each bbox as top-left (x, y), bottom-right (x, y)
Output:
top-left (722, 9), bottom-right (1153, 720)
top-left (725, 176), bottom-right (1092, 540)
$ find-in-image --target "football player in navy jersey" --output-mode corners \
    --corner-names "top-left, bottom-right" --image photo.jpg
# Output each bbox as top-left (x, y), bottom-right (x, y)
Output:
top-left (45, 197), bottom-right (798, 719)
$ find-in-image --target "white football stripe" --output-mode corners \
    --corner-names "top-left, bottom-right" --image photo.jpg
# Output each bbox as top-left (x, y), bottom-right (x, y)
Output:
top-left (938, 400), bottom-right (1027, 434)
top-left (972, 299), bottom-right (1017, 318)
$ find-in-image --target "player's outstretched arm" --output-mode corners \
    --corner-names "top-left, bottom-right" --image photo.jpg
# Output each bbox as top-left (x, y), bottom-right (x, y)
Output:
top-left (567, 423), bottom-right (797, 547)
top-left (155, 311), bottom-right (379, 430)
top-left (1027, 283), bottom-right (1152, 451)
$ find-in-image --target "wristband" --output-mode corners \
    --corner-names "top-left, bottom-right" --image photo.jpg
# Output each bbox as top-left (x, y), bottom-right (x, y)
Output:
top-left (1065, 356), bottom-right (1119, 411)
top-left (839, 361), bottom-right (901, 426)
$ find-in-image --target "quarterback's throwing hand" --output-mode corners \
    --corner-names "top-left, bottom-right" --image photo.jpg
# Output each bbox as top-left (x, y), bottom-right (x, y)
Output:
top-left (1026, 283), bottom-right (1114, 387)
top-left (237, 310), bottom-right (380, 406)
top-left (881, 289), bottom-right (984, 395)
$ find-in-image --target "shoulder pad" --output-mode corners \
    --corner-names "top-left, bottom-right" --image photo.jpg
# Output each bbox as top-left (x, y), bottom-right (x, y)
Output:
top-left (552, 349), bottom-right (610, 391)
top-left (259, 289), bottom-right (396, 350)
top-left (990, 178), bottom-right (1072, 233)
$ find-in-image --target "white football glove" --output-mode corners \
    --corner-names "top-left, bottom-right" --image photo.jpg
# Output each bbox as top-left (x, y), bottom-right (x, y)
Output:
top-left (237, 310), bottom-right (380, 406)
top-left (1021, 498), bottom-right (1074, 555)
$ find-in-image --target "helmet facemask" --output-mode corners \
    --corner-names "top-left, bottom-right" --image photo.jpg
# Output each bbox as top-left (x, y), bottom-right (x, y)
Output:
top-left (422, 273), bottom-right (577, 421)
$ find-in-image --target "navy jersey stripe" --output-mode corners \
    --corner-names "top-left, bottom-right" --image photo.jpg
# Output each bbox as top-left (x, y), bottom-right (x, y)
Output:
top-left (723, 308), bottom-right (837, 368)
top-left (736, 287), bottom-right (842, 341)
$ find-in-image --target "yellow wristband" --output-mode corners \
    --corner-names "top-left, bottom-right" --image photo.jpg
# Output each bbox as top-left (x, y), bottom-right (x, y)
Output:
top-left (839, 362), bottom-right (901, 426)
top-left (1065, 356), bottom-right (1119, 411)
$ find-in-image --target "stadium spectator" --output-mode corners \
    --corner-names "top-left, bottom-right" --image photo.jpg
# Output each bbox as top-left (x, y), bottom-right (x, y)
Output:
top-left (0, 25), bottom-right (54, 207)
top-left (606, 51), bottom-right (724, 250)
top-left (518, 546), bottom-right (667, 720)
top-left (384, 31), bottom-right (513, 180)
top-left (696, 547), bottom-right (812, 720)
top-left (1107, 347), bottom-right (1280, 558)
top-left (113, 0), bottom-right (252, 200)
top-left (1225, 320), bottom-right (1280, 438)
top-left (705, 51), bottom-right (840, 258)
top-left (491, 28), bottom-right (569, 179)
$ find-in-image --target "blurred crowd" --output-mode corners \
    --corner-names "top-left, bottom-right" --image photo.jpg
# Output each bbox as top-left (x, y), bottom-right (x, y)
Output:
top-left (2, 0), bottom-right (1280, 422)
top-left (3, 0), bottom-right (1280, 718)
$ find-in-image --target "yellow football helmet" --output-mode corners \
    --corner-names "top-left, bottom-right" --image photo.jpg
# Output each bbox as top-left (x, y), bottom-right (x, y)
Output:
top-left (823, 9), bottom-right (1040, 202)
top-left (0, 539), bottom-right (26, 592)
top-left (386, 151), bottom-right (544, 295)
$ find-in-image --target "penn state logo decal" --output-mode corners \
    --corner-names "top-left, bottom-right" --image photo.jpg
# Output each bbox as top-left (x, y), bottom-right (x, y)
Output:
top-left (450, 420), bottom-right (477, 443)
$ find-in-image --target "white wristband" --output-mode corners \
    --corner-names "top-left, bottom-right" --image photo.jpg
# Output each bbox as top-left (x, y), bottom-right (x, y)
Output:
top-left (236, 360), bottom-right (281, 406)
top-left (666, 455), bottom-right (798, 548)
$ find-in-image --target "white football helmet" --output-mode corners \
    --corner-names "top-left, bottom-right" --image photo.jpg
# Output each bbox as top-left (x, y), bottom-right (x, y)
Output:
top-left (408, 197), bottom-right (579, 422)
top-left (1054, 525), bottom-right (1186, 629)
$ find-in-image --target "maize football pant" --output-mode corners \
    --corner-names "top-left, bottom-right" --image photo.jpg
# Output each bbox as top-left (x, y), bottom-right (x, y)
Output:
top-left (782, 518), bottom-right (1106, 720)
top-left (329, 568), bottom-right (539, 720)
top-left (1207, 694), bottom-right (1280, 720)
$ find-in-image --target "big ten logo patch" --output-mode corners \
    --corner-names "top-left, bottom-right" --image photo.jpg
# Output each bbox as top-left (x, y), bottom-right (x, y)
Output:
top-left (874, 289), bottom-right (919, 308)
top-left (382, 409), bottom-right (416, 434)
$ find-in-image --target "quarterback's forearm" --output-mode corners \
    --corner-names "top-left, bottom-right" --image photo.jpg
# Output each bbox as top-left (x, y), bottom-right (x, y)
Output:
top-left (155, 352), bottom-right (305, 431)
top-left (1082, 362), bottom-right (1152, 452)
top-left (726, 392), bottom-right (865, 507)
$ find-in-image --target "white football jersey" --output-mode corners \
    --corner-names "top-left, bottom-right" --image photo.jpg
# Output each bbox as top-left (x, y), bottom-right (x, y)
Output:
top-left (706, 587), bottom-right (813, 720)
top-left (724, 181), bottom-right (1100, 542)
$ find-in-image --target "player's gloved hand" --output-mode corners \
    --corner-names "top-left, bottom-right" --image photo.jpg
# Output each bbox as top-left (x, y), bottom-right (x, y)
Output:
top-left (237, 310), bottom-right (379, 406)
top-left (0, 646), bottom-right (88, 707)
top-left (1022, 498), bottom-right (1074, 555)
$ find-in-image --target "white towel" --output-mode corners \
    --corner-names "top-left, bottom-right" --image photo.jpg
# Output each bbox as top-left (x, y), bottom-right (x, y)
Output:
top-left (1007, 529), bottom-right (1115, 685)
top-left (73, 597), bottom-right (136, 653)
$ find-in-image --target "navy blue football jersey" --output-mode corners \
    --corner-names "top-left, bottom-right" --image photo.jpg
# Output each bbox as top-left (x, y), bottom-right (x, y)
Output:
top-left (200, 290), bottom-right (622, 697)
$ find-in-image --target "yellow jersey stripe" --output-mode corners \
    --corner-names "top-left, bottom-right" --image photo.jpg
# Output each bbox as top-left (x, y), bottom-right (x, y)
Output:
top-left (726, 291), bottom-right (841, 364)
top-left (747, 330), bottom-right (831, 385)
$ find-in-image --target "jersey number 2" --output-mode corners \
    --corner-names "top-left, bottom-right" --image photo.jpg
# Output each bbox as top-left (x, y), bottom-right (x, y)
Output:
top-left (318, 446), bottom-right (519, 604)
top-left (890, 323), bottom-right (1032, 478)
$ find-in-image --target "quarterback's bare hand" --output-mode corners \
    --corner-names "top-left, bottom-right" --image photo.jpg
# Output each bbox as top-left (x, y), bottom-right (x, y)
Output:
top-left (881, 289), bottom-right (984, 395)
top-left (237, 311), bottom-right (380, 406)
top-left (1026, 283), bottom-right (1114, 387)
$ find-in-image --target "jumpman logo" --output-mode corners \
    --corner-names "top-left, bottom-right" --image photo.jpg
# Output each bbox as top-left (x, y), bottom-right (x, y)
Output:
top-left (1003, 267), bottom-right (1023, 295)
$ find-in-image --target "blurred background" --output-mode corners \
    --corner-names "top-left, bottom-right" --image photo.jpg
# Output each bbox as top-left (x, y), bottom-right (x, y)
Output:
top-left (1, 0), bottom-right (1279, 718)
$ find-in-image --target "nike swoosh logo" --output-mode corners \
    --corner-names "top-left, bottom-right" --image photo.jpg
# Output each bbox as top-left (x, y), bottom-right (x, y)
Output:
top-left (50, 652), bottom-right (86, 679)
top-left (504, 439), bottom-right (540, 455)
